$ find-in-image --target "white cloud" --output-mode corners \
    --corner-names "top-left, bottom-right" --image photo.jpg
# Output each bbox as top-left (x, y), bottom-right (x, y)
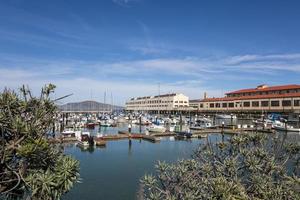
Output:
top-left (1, 52), bottom-right (300, 105)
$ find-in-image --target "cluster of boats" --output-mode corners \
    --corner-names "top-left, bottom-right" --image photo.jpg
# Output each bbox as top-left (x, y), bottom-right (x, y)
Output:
top-left (253, 116), bottom-right (300, 133)
top-left (60, 112), bottom-right (299, 149)
top-left (61, 130), bottom-right (106, 148)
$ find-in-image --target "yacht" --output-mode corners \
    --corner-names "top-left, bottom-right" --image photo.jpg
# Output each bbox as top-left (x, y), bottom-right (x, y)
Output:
top-left (190, 118), bottom-right (213, 130)
top-left (146, 125), bottom-right (166, 133)
top-left (77, 132), bottom-right (94, 147)
top-left (216, 114), bottom-right (237, 119)
top-left (274, 124), bottom-right (300, 133)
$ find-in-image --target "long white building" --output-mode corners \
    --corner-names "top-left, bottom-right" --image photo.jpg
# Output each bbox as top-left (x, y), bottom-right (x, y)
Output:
top-left (125, 93), bottom-right (189, 112)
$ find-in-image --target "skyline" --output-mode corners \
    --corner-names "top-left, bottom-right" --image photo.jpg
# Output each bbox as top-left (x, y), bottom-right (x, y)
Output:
top-left (1, 0), bottom-right (300, 105)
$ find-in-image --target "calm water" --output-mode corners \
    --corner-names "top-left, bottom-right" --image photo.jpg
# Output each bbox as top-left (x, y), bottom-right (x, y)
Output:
top-left (62, 121), bottom-right (300, 200)
top-left (62, 125), bottom-right (225, 200)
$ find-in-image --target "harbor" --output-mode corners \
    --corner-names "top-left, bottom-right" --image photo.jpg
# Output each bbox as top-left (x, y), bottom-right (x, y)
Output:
top-left (2, 1), bottom-right (300, 199)
top-left (59, 121), bottom-right (299, 200)
top-left (52, 110), bottom-right (295, 150)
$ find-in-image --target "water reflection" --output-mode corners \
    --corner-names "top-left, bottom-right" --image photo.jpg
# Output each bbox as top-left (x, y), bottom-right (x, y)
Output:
top-left (62, 121), bottom-right (299, 200)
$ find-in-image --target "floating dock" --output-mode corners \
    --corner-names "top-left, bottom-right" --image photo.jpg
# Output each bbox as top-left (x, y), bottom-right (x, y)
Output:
top-left (52, 127), bottom-right (275, 144)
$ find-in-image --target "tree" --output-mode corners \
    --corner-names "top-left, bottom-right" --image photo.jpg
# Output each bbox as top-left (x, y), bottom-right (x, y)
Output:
top-left (141, 133), bottom-right (300, 200)
top-left (0, 84), bottom-right (80, 200)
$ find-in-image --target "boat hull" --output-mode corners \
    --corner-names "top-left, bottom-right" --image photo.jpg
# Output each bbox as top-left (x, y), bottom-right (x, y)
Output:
top-left (274, 126), bottom-right (300, 133)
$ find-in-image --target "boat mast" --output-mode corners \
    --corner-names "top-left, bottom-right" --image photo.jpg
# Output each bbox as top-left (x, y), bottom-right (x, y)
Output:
top-left (158, 82), bottom-right (160, 117)
top-left (111, 92), bottom-right (113, 113)
top-left (104, 91), bottom-right (106, 113)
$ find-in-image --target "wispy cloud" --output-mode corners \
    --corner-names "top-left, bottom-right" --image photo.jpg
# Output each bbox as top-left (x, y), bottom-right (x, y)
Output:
top-left (1, 52), bottom-right (300, 104)
top-left (112, 0), bottom-right (140, 7)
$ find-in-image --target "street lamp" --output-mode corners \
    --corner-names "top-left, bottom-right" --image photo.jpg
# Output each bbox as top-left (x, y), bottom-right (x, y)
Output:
top-left (261, 114), bottom-right (265, 130)
top-left (230, 113), bottom-right (233, 126)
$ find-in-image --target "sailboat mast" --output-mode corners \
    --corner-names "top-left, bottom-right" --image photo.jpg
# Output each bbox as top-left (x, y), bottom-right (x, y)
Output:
top-left (104, 91), bottom-right (106, 112)
top-left (111, 92), bottom-right (113, 113)
top-left (158, 82), bottom-right (160, 116)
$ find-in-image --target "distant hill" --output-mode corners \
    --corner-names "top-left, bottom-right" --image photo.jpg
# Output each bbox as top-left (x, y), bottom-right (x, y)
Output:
top-left (58, 100), bottom-right (124, 112)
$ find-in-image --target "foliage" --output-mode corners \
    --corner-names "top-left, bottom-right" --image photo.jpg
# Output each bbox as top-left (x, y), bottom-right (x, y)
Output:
top-left (141, 133), bottom-right (300, 200)
top-left (0, 84), bottom-right (80, 200)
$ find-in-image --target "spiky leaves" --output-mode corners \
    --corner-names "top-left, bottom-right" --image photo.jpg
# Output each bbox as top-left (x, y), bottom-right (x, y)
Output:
top-left (0, 85), bottom-right (80, 200)
top-left (141, 133), bottom-right (300, 200)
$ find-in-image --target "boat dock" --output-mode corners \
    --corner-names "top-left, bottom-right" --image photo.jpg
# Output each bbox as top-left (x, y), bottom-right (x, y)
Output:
top-left (52, 127), bottom-right (275, 145)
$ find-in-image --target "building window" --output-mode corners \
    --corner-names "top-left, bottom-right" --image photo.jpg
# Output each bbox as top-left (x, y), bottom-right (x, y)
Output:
top-left (261, 101), bottom-right (269, 107)
top-left (252, 101), bottom-right (259, 107)
top-left (243, 102), bottom-right (250, 107)
top-left (222, 103), bottom-right (227, 108)
top-left (216, 103), bottom-right (220, 108)
top-left (175, 101), bottom-right (178, 103)
top-left (294, 100), bottom-right (300, 107)
top-left (271, 101), bottom-right (280, 107)
top-left (282, 100), bottom-right (291, 107)
top-left (235, 102), bottom-right (241, 107)
top-left (209, 103), bottom-right (215, 108)
top-left (229, 103), bottom-right (234, 108)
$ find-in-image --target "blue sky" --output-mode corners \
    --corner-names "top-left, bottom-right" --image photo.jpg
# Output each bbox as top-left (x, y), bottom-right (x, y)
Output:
top-left (1, 0), bottom-right (300, 105)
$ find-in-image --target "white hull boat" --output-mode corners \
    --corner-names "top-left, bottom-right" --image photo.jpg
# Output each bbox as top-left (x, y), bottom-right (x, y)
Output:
top-left (274, 125), bottom-right (300, 133)
top-left (216, 114), bottom-right (237, 119)
top-left (147, 125), bottom-right (166, 133)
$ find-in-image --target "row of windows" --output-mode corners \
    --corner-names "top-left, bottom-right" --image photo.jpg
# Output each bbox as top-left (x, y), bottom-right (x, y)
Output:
top-left (174, 101), bottom-right (188, 103)
top-left (127, 100), bottom-right (188, 105)
top-left (228, 89), bottom-right (300, 98)
top-left (207, 100), bottom-right (300, 108)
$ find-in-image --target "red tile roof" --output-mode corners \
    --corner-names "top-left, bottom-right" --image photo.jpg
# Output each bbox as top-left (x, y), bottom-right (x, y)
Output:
top-left (226, 84), bottom-right (300, 95)
top-left (201, 92), bottom-right (300, 102)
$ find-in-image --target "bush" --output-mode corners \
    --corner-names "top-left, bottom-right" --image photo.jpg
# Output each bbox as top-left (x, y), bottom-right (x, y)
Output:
top-left (141, 133), bottom-right (300, 200)
top-left (0, 84), bottom-right (80, 200)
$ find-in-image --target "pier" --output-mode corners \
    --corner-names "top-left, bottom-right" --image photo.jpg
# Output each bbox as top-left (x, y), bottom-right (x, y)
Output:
top-left (51, 126), bottom-right (275, 145)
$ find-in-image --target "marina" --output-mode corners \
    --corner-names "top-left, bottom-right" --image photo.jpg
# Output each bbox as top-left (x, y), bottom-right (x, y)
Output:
top-left (2, 1), bottom-right (300, 199)
top-left (59, 121), bottom-right (299, 200)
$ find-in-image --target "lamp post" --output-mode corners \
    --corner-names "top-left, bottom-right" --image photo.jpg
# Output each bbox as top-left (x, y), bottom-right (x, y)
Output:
top-left (261, 114), bottom-right (265, 130)
top-left (221, 121), bottom-right (225, 142)
top-left (230, 113), bottom-right (233, 127)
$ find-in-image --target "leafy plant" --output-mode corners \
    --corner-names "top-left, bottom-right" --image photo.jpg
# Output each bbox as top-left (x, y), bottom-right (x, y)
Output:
top-left (0, 84), bottom-right (80, 200)
top-left (141, 133), bottom-right (300, 200)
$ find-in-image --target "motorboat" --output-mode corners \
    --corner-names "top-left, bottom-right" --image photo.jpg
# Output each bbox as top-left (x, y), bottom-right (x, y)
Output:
top-left (77, 132), bottom-right (94, 147)
top-left (141, 118), bottom-right (152, 125)
top-left (152, 118), bottom-right (165, 125)
top-left (86, 122), bottom-right (96, 129)
top-left (190, 119), bottom-right (213, 129)
top-left (175, 131), bottom-right (192, 139)
top-left (216, 114), bottom-right (237, 119)
top-left (274, 124), bottom-right (300, 133)
top-left (146, 125), bottom-right (166, 133)
top-left (253, 119), bottom-right (274, 129)
top-left (61, 129), bottom-right (75, 138)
